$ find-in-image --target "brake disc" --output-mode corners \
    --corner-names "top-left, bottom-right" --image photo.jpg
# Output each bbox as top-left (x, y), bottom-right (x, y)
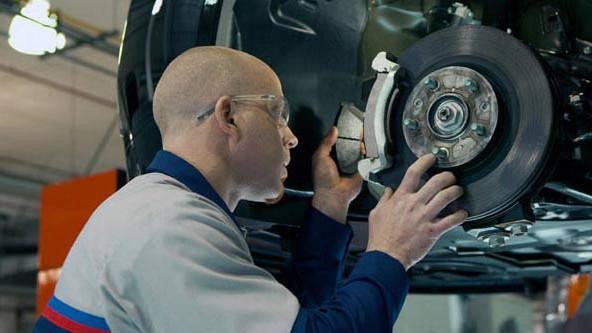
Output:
top-left (359, 25), bottom-right (555, 225)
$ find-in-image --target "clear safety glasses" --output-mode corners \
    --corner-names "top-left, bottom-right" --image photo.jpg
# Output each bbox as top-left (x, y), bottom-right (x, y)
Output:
top-left (195, 94), bottom-right (290, 128)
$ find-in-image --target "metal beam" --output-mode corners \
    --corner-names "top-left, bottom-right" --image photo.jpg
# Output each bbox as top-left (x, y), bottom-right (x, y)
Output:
top-left (0, 254), bottom-right (37, 278)
top-left (0, 284), bottom-right (36, 298)
top-left (57, 53), bottom-right (117, 77)
top-left (0, 29), bottom-right (116, 77)
top-left (58, 22), bottom-right (119, 56)
top-left (0, 172), bottom-right (43, 198)
top-left (0, 156), bottom-right (74, 179)
top-left (0, 63), bottom-right (117, 109)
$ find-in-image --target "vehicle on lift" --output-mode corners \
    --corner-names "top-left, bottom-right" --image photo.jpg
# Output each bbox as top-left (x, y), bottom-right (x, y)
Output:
top-left (117, 0), bottom-right (592, 292)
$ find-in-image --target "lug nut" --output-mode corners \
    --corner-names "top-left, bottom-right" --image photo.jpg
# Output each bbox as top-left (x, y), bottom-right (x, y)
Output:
top-left (584, 46), bottom-right (592, 55)
top-left (424, 78), bottom-right (439, 91)
top-left (414, 98), bottom-right (423, 108)
top-left (470, 123), bottom-right (486, 136)
top-left (464, 79), bottom-right (479, 93)
top-left (403, 119), bottom-right (419, 131)
top-left (431, 146), bottom-right (449, 160)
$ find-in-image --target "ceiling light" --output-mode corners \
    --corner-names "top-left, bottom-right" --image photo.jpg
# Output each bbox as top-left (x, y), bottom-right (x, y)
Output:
top-left (8, 0), bottom-right (66, 56)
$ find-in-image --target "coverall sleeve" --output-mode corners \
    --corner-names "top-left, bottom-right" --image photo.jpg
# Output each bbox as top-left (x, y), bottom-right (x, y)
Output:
top-left (288, 208), bottom-right (410, 333)
top-left (286, 208), bottom-right (353, 306)
top-left (291, 251), bottom-right (409, 333)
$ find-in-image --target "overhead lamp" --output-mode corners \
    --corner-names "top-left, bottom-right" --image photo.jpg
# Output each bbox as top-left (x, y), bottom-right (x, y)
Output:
top-left (8, 0), bottom-right (66, 56)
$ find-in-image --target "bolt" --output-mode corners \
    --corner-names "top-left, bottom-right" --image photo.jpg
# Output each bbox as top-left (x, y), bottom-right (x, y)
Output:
top-left (477, 230), bottom-right (510, 247)
top-left (569, 93), bottom-right (582, 104)
top-left (487, 235), bottom-right (507, 247)
top-left (470, 122), bottom-right (486, 136)
top-left (424, 78), bottom-right (439, 91)
top-left (403, 119), bottom-right (419, 131)
top-left (479, 101), bottom-right (490, 112)
top-left (508, 223), bottom-right (530, 236)
top-left (563, 113), bottom-right (572, 121)
top-left (414, 98), bottom-right (424, 108)
top-left (464, 79), bottom-right (479, 93)
top-left (584, 46), bottom-right (592, 55)
top-left (431, 146), bottom-right (449, 160)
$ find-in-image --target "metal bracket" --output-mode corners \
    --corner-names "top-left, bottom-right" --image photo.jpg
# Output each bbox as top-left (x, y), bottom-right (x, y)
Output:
top-left (357, 52), bottom-right (400, 191)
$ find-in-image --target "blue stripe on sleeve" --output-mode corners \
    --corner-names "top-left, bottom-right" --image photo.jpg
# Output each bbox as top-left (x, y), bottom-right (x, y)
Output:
top-left (48, 296), bottom-right (111, 330)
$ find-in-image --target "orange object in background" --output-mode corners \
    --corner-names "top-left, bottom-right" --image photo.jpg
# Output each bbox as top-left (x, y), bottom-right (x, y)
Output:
top-left (36, 169), bottom-right (126, 316)
top-left (566, 274), bottom-right (591, 319)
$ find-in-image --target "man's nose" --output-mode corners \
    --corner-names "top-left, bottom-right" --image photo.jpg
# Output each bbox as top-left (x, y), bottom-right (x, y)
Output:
top-left (283, 127), bottom-right (299, 149)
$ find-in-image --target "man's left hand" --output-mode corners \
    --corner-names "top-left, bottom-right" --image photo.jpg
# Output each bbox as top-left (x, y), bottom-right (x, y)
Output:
top-left (312, 127), bottom-right (363, 224)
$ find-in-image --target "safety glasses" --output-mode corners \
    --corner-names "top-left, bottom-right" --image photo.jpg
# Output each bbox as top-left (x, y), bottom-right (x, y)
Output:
top-left (195, 94), bottom-right (290, 128)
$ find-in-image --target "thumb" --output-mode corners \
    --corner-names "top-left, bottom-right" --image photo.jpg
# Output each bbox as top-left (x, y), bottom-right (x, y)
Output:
top-left (345, 172), bottom-right (364, 188)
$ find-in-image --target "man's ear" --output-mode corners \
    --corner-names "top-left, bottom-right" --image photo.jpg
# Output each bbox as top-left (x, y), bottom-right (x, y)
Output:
top-left (213, 96), bottom-right (240, 141)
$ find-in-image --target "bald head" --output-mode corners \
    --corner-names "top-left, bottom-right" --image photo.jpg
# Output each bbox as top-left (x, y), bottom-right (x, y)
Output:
top-left (153, 46), bottom-right (282, 141)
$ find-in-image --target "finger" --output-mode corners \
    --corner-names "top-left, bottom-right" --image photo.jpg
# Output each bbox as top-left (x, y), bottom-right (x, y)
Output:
top-left (432, 210), bottom-right (468, 235)
top-left (416, 171), bottom-right (456, 203)
top-left (397, 154), bottom-right (437, 193)
top-left (359, 129), bottom-right (366, 155)
top-left (378, 186), bottom-right (394, 204)
top-left (314, 127), bottom-right (338, 158)
top-left (424, 185), bottom-right (463, 220)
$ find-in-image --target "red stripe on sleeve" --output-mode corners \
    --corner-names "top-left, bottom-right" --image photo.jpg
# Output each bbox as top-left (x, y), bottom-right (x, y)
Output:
top-left (41, 307), bottom-right (111, 333)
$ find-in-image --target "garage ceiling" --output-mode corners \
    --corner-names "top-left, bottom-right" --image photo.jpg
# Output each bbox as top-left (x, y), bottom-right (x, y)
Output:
top-left (0, 0), bottom-right (131, 240)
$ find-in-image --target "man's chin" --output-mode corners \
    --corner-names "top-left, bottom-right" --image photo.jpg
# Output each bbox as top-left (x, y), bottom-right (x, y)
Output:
top-left (264, 186), bottom-right (285, 205)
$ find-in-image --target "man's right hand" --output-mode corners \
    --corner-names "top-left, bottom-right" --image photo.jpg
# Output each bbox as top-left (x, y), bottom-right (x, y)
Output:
top-left (366, 154), bottom-right (468, 270)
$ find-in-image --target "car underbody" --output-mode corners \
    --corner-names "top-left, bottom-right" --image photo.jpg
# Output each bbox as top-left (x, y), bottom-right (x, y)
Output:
top-left (118, 0), bottom-right (592, 292)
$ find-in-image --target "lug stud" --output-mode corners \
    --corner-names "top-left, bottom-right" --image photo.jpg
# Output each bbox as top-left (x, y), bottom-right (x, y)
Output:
top-left (424, 78), bottom-right (439, 91)
top-left (404, 118), bottom-right (419, 131)
top-left (465, 79), bottom-right (479, 93)
top-left (431, 146), bottom-right (449, 160)
top-left (470, 122), bottom-right (486, 136)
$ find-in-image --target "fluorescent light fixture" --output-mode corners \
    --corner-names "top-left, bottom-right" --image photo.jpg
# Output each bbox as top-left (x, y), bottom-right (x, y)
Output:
top-left (8, 0), bottom-right (66, 55)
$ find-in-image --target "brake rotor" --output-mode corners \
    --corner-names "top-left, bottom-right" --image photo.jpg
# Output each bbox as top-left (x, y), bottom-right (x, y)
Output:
top-left (381, 25), bottom-right (555, 224)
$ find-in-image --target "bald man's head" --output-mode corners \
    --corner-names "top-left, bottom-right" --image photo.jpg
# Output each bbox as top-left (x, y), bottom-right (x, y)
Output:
top-left (153, 46), bottom-right (282, 140)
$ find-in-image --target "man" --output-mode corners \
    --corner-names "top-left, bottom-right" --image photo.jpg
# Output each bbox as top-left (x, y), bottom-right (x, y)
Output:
top-left (34, 46), bottom-right (467, 332)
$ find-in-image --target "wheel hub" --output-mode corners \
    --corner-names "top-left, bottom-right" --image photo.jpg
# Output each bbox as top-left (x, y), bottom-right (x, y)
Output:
top-left (429, 94), bottom-right (469, 139)
top-left (402, 66), bottom-right (499, 168)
